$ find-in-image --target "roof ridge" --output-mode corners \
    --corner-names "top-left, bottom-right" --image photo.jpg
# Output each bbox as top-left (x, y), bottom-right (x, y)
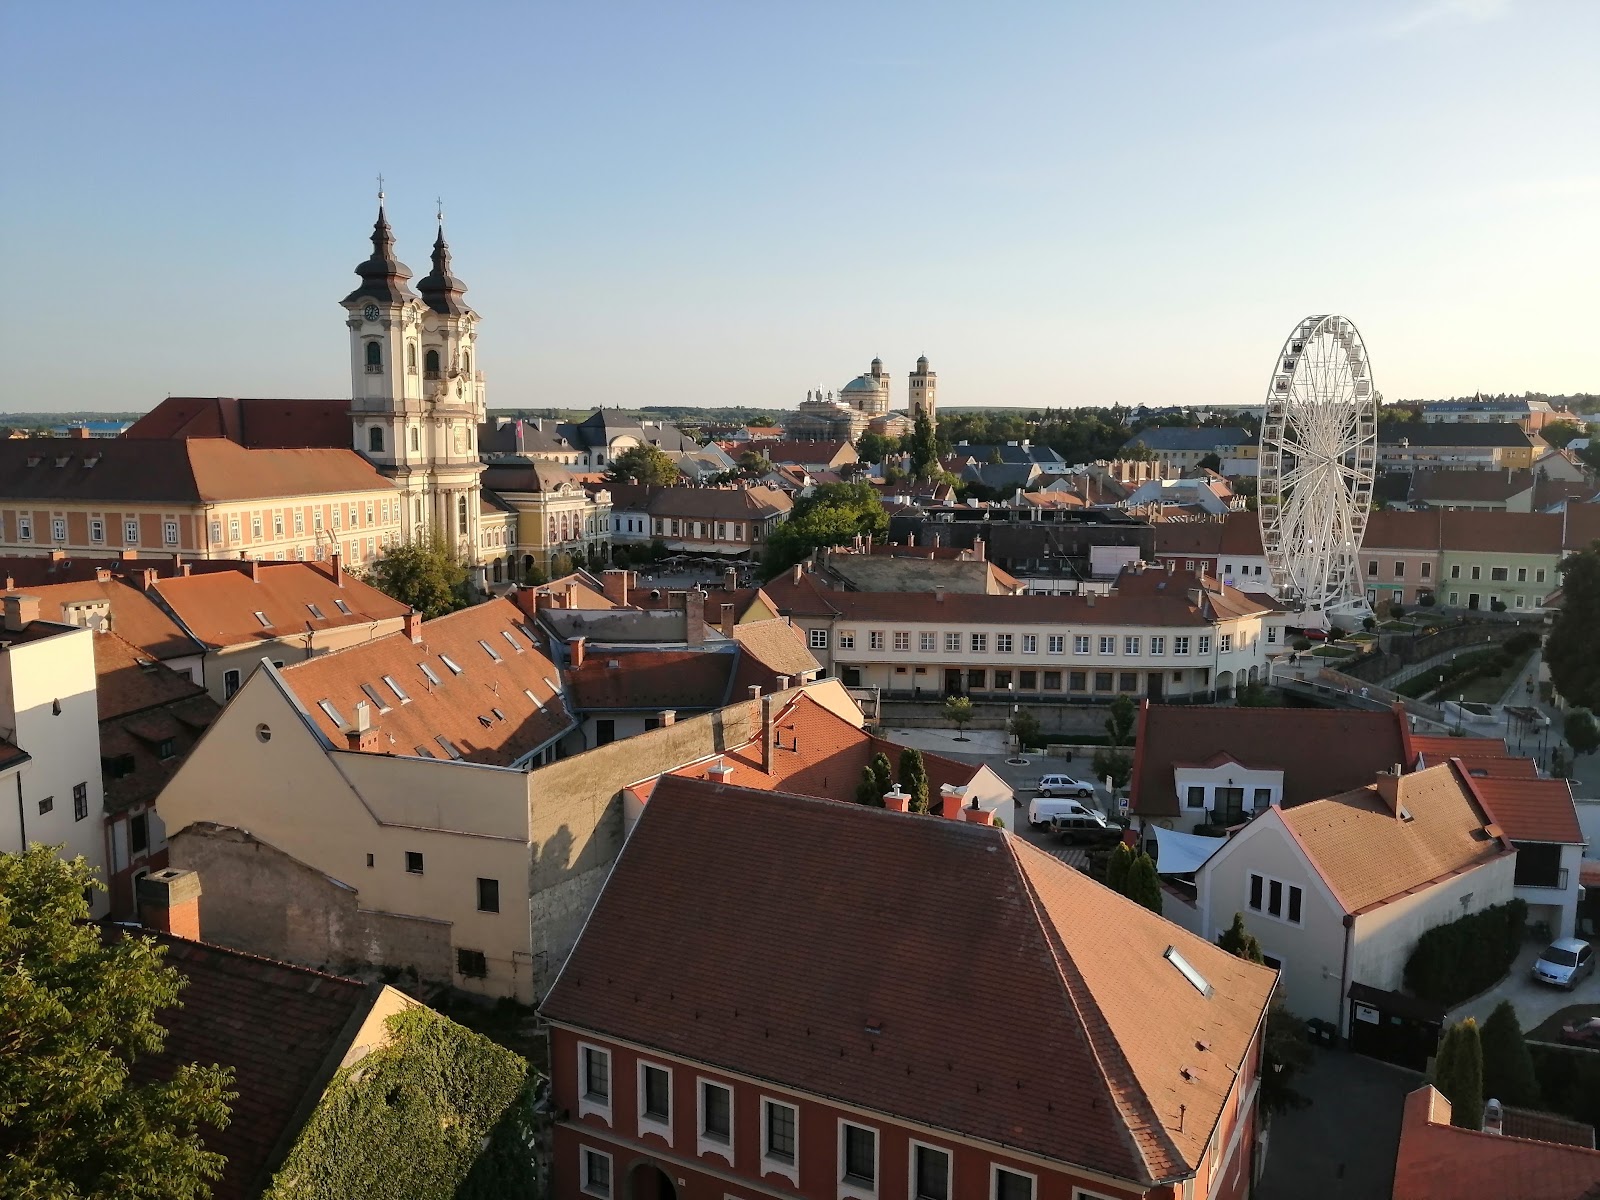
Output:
top-left (110, 918), bottom-right (370, 990)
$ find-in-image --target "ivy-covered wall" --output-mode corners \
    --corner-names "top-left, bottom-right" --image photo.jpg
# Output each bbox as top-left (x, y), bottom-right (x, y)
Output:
top-left (263, 1006), bottom-right (540, 1200)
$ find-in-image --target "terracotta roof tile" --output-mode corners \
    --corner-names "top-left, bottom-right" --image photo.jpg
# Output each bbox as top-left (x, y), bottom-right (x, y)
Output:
top-left (1562, 502), bottom-right (1600, 552)
top-left (728, 618), bottom-right (821, 693)
top-left (1457, 761), bottom-right (1584, 844)
top-left (1363, 509), bottom-right (1445, 550)
top-left (281, 599), bottom-right (572, 766)
top-left (152, 561), bottom-right (409, 649)
top-left (568, 648), bottom-right (735, 711)
top-left (543, 775), bottom-right (1275, 1185)
top-left (124, 397), bottom-right (351, 448)
top-left (1439, 510), bottom-right (1564, 555)
top-left (1392, 1085), bottom-right (1600, 1200)
top-left (0, 577), bottom-right (198, 660)
top-left (1406, 734), bottom-right (1509, 766)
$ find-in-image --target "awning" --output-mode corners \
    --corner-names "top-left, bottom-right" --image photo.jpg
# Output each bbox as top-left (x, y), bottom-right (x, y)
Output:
top-left (1150, 824), bottom-right (1227, 876)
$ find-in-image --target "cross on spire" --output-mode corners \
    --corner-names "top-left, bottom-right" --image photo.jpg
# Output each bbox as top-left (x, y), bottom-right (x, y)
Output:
top-left (436, 196), bottom-right (445, 225)
top-left (376, 173), bottom-right (385, 202)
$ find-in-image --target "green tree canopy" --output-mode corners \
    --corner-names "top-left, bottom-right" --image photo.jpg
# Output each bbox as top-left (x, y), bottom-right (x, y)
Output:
top-left (907, 411), bottom-right (940, 479)
top-left (363, 536), bottom-right (470, 619)
top-left (1218, 912), bottom-right (1264, 963)
top-left (868, 752), bottom-right (894, 799)
top-left (943, 695), bottom-right (974, 740)
top-left (736, 451), bottom-right (774, 476)
top-left (1105, 694), bottom-right (1136, 747)
top-left (605, 444), bottom-right (681, 486)
top-left (1564, 709), bottom-right (1600, 757)
top-left (897, 747), bottom-right (930, 814)
top-left (1125, 851), bottom-right (1163, 914)
top-left (1547, 547), bottom-right (1600, 709)
top-left (1481, 1000), bottom-right (1541, 1108)
top-left (760, 482), bottom-right (888, 579)
top-left (853, 432), bottom-right (900, 464)
top-left (1009, 709), bottom-right (1041, 751)
top-left (0, 847), bottom-right (236, 1200)
top-left (855, 765), bottom-right (885, 807)
top-left (1106, 842), bottom-right (1134, 894)
top-left (1435, 1018), bottom-right (1485, 1130)
top-left (1091, 746), bottom-right (1132, 791)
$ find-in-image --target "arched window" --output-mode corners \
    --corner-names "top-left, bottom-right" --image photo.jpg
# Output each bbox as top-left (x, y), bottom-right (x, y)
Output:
top-left (463, 350), bottom-right (472, 376)
top-left (369, 426), bottom-right (384, 453)
top-left (364, 341), bottom-right (382, 372)
top-left (406, 344), bottom-right (418, 374)
top-left (409, 427), bottom-right (419, 452)
top-left (457, 494), bottom-right (468, 535)
top-left (424, 349), bottom-right (440, 380)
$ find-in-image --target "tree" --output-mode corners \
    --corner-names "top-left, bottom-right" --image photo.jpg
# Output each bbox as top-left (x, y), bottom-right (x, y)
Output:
top-left (736, 451), bottom-right (773, 476)
top-left (944, 695), bottom-right (974, 741)
top-left (1197, 452), bottom-right (1222, 472)
top-left (0, 847), bottom-right (236, 1199)
top-left (1105, 694), bottom-right (1136, 748)
top-left (907, 411), bottom-right (939, 479)
top-left (1543, 422), bottom-right (1583, 450)
top-left (897, 747), bottom-right (930, 814)
top-left (853, 432), bottom-right (899, 464)
top-left (605, 444), bottom-right (681, 486)
top-left (1091, 746), bottom-right (1132, 791)
top-left (1125, 851), bottom-right (1162, 914)
top-left (1105, 842), bottom-right (1134, 894)
top-left (868, 752), bottom-right (894, 800)
top-left (363, 535), bottom-right (470, 619)
top-left (1564, 709), bottom-right (1600, 757)
top-left (548, 551), bottom-right (576, 579)
top-left (1548, 546), bottom-right (1600, 709)
top-left (1009, 709), bottom-right (1041, 751)
top-left (1219, 912), bottom-right (1264, 963)
top-left (855, 764), bottom-right (885, 807)
top-left (1481, 1001), bottom-right (1541, 1108)
top-left (1435, 1018), bottom-right (1485, 1130)
top-left (761, 482), bottom-right (888, 579)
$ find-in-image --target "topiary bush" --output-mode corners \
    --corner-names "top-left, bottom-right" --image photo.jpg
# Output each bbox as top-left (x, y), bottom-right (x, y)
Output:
top-left (1404, 899), bottom-right (1528, 1007)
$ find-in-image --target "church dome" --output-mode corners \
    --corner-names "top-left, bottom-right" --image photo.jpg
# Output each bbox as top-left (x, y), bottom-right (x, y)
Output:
top-left (840, 375), bottom-right (883, 394)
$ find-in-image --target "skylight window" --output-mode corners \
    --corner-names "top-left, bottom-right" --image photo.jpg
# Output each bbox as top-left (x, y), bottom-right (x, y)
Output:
top-left (502, 630), bottom-right (523, 653)
top-left (360, 683), bottom-right (393, 713)
top-left (492, 708), bottom-right (506, 722)
top-left (478, 715), bottom-right (494, 729)
top-left (1164, 946), bottom-right (1213, 997)
top-left (306, 603), bottom-right (326, 620)
top-left (435, 735), bottom-right (463, 760)
top-left (479, 639), bottom-right (502, 662)
top-left (419, 662), bottom-right (441, 686)
top-left (334, 599), bottom-right (353, 616)
top-left (525, 689), bottom-right (545, 711)
top-left (440, 655), bottom-right (463, 675)
top-left (543, 677), bottom-right (561, 694)
top-left (253, 611), bottom-right (272, 628)
top-left (383, 675), bottom-right (410, 703)
top-left (414, 744), bottom-right (435, 758)
top-left (317, 699), bottom-right (345, 726)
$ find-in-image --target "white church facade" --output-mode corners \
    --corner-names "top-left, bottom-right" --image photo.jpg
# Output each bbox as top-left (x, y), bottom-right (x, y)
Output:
top-left (786, 356), bottom-right (938, 441)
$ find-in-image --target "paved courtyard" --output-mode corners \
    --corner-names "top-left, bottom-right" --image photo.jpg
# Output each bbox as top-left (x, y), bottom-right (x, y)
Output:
top-left (1449, 940), bottom-right (1600, 1033)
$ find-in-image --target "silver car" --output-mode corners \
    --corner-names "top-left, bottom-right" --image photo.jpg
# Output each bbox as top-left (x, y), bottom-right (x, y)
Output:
top-left (1531, 938), bottom-right (1595, 990)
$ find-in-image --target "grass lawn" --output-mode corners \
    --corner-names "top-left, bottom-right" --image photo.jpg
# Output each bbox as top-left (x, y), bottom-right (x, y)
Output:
top-left (1310, 645), bottom-right (1355, 659)
top-left (1455, 650), bottom-right (1535, 704)
top-left (1527, 1002), bottom-right (1600, 1044)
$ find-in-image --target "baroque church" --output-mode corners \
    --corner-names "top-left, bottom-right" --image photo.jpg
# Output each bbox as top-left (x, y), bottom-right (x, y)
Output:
top-left (785, 356), bottom-right (938, 441)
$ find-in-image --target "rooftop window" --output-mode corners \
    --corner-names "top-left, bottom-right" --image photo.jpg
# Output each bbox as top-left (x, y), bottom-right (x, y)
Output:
top-left (492, 708), bottom-right (506, 721)
top-left (414, 744), bottom-right (435, 758)
top-left (479, 639), bottom-right (502, 662)
top-left (306, 603), bottom-right (326, 620)
top-left (333, 599), bottom-right (352, 616)
top-left (317, 699), bottom-right (345, 726)
top-left (360, 683), bottom-right (392, 713)
top-left (502, 630), bottom-right (523, 653)
top-left (435, 735), bottom-right (463, 760)
top-left (1165, 945), bottom-right (1213, 997)
top-left (382, 674), bottom-right (410, 703)
top-left (253, 611), bottom-right (272, 628)
top-left (419, 662), bottom-right (441, 686)
top-left (440, 654), bottom-right (463, 675)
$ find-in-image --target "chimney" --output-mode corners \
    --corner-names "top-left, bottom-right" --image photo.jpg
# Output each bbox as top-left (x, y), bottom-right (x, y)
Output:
top-left (935, 586), bottom-right (945, 602)
top-left (568, 636), bottom-right (586, 669)
top-left (136, 868), bottom-right (202, 941)
top-left (791, 563), bottom-right (803, 585)
top-left (49, 549), bottom-right (66, 562)
top-left (748, 684), bottom-right (762, 700)
top-left (404, 610), bottom-right (424, 644)
top-left (973, 536), bottom-right (986, 561)
top-left (565, 583), bottom-right (580, 609)
top-left (684, 594), bottom-right (706, 646)
top-left (534, 590), bottom-right (558, 611)
top-left (708, 761), bottom-right (733, 784)
top-left (720, 602), bottom-right (736, 637)
top-left (95, 568), bottom-right (112, 583)
top-left (70, 425), bottom-right (90, 439)
top-left (907, 532), bottom-right (916, 547)
top-left (180, 563), bottom-right (192, 577)
top-left (963, 797), bottom-right (995, 825)
top-left (1482, 1099), bottom-right (1504, 1136)
top-left (119, 548), bottom-right (137, 561)
top-left (940, 788), bottom-right (965, 820)
top-left (761, 692), bottom-right (776, 774)
top-left (883, 788), bottom-right (911, 812)
top-left (659, 709), bottom-right (676, 727)
top-left (2, 594), bottom-right (41, 632)
top-left (248, 557), bottom-right (261, 583)
top-left (1373, 767), bottom-right (1404, 817)
top-left (724, 566), bottom-right (739, 592)
top-left (331, 549), bottom-right (345, 588)
top-left (775, 674), bottom-right (790, 692)
top-left (601, 569), bottom-right (632, 607)
top-left (932, 531), bottom-right (941, 549)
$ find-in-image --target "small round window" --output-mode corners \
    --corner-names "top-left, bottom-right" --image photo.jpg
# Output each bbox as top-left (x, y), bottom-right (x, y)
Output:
top-left (255, 723), bottom-right (272, 743)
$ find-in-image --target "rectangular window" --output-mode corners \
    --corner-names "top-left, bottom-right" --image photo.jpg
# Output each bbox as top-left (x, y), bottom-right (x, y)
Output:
top-left (581, 1149), bottom-right (611, 1198)
top-left (1124, 636), bottom-right (1140, 655)
top-left (1253, 787), bottom-right (1272, 810)
top-left (52, 517), bottom-right (67, 541)
top-left (1047, 635), bottom-right (1065, 654)
top-left (701, 1080), bottom-right (731, 1143)
top-left (251, 515), bottom-right (263, 539)
top-left (1019, 670), bottom-right (1036, 688)
top-left (764, 1100), bottom-right (797, 1165)
top-left (294, 510), bottom-right (304, 534)
top-left (1187, 786), bottom-right (1206, 808)
top-left (1098, 635), bottom-right (1115, 655)
top-left (869, 631), bottom-right (885, 651)
top-left (1450, 592), bottom-right (1459, 605)
top-left (229, 517), bottom-right (241, 542)
top-left (1042, 670), bottom-right (1061, 690)
top-left (1094, 671), bottom-right (1113, 691)
top-left (126, 519), bottom-right (140, 544)
top-left (224, 669), bottom-right (241, 699)
top-left (809, 629), bottom-right (829, 649)
top-left (641, 1063), bottom-right (671, 1121)
top-left (993, 1167), bottom-right (1034, 1200)
top-left (1536, 568), bottom-right (1546, 583)
top-left (967, 668), bottom-right (986, 689)
top-left (38, 795), bottom-right (53, 815)
top-left (1021, 634), bottom-right (1037, 653)
top-left (1450, 564), bottom-right (1460, 579)
top-left (894, 631), bottom-right (911, 651)
top-left (1150, 636), bottom-right (1166, 655)
top-left (945, 632), bottom-right (961, 652)
top-left (130, 812), bottom-right (149, 853)
top-left (1198, 635), bottom-right (1212, 654)
top-left (920, 631), bottom-right (936, 651)
top-left (405, 851), bottom-right (424, 874)
top-left (164, 520), bottom-right (179, 546)
top-left (842, 1122), bottom-right (876, 1186)
top-left (1219, 634), bottom-right (1232, 652)
top-left (1249, 872), bottom-right (1264, 910)
top-left (89, 518), bottom-right (104, 543)
top-left (913, 1144), bottom-right (950, 1200)
top-left (994, 669), bottom-right (1012, 690)
top-left (478, 639), bottom-right (503, 662)
top-left (366, 502), bottom-right (375, 525)
top-left (1471, 565), bottom-right (1482, 580)
top-left (73, 782), bottom-right (88, 821)
top-left (314, 508), bottom-right (323, 530)
top-left (1118, 671), bottom-right (1138, 692)
top-left (1517, 567), bottom-right (1527, 582)
top-left (1367, 559), bottom-right (1378, 577)
top-left (971, 633), bottom-right (988, 653)
top-left (1422, 562), bottom-right (1432, 579)
top-left (1490, 566), bottom-right (1508, 582)
top-left (1267, 626), bottom-right (1278, 644)
top-left (839, 632), bottom-right (856, 650)
top-left (1069, 670), bottom-right (1087, 690)
top-left (996, 634), bottom-right (1013, 653)
top-left (1394, 561), bottom-right (1406, 579)
top-left (476, 877), bottom-right (499, 913)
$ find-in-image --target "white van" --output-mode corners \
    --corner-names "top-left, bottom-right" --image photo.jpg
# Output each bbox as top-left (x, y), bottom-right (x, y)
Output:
top-left (1028, 796), bottom-right (1099, 829)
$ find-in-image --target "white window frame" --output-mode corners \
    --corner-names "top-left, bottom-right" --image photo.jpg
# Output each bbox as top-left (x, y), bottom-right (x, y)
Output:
top-left (1073, 635), bottom-right (1090, 655)
top-left (1219, 633), bottom-right (1232, 653)
top-left (990, 1163), bottom-right (1036, 1200)
top-left (869, 630), bottom-right (885, 651)
top-left (164, 520), bottom-right (179, 546)
top-left (1198, 635), bottom-right (1212, 654)
top-left (810, 628), bottom-right (829, 650)
top-left (840, 631), bottom-right (856, 650)
top-left (125, 518), bottom-right (139, 544)
top-left (1098, 635), bottom-right (1115, 655)
top-left (1124, 636), bottom-right (1140, 655)
top-left (970, 633), bottom-right (987, 653)
top-left (578, 1042), bottom-right (612, 1122)
top-left (697, 1077), bottom-right (734, 1164)
top-left (761, 1096), bottom-right (800, 1185)
top-left (919, 631), bottom-right (936, 652)
top-left (838, 1118), bottom-right (879, 1199)
top-left (944, 632), bottom-right (961, 652)
top-left (1021, 634), bottom-right (1037, 654)
top-left (909, 1140), bottom-right (951, 1200)
top-left (637, 1060), bottom-right (673, 1143)
top-left (893, 631), bottom-right (911, 652)
top-left (1047, 635), bottom-right (1064, 654)
top-left (580, 1146), bottom-right (613, 1198)
top-left (1150, 636), bottom-right (1166, 655)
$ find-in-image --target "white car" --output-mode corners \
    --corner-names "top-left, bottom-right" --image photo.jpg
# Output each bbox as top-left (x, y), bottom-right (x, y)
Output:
top-left (1532, 938), bottom-right (1595, 990)
top-left (1037, 774), bottom-right (1096, 799)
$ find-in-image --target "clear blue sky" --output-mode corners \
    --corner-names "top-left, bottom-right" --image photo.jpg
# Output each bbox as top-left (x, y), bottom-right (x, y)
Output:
top-left (2, 0), bottom-right (1595, 413)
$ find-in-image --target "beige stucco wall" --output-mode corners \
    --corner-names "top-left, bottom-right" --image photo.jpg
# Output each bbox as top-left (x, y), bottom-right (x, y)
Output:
top-left (205, 617), bottom-right (408, 704)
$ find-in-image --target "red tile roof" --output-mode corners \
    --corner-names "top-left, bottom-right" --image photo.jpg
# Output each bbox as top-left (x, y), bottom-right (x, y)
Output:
top-left (1562, 501), bottom-right (1600, 552)
top-left (110, 926), bottom-right (373, 1200)
top-left (1131, 704), bottom-right (1407, 817)
top-left (728, 618), bottom-right (821, 693)
top-left (124, 396), bottom-right (351, 449)
top-left (1439, 510), bottom-right (1564, 555)
top-left (543, 775), bottom-right (1276, 1186)
top-left (94, 634), bottom-right (219, 812)
top-left (152, 560), bottom-right (409, 649)
top-left (568, 648), bottom-right (735, 711)
top-left (1363, 509), bottom-right (1445, 550)
top-left (1457, 761), bottom-right (1584, 844)
top-left (1391, 1085), bottom-right (1600, 1200)
top-left (281, 599), bottom-right (572, 766)
top-left (1404, 733), bottom-right (1509, 767)
top-left (0, 576), bottom-right (198, 660)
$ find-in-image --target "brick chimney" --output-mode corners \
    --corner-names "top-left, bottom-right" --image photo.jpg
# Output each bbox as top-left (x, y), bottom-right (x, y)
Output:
top-left (404, 610), bottom-right (424, 644)
top-left (684, 594), bottom-right (705, 646)
top-left (1374, 766), bottom-right (1405, 818)
top-left (791, 563), bottom-right (803, 585)
top-left (119, 548), bottom-right (138, 561)
top-left (939, 787), bottom-right (965, 820)
top-left (973, 536), bottom-right (986, 562)
top-left (331, 549), bottom-right (345, 588)
top-left (720, 602), bottom-right (736, 637)
top-left (569, 637), bottom-right (586, 669)
top-left (140, 567), bottom-right (159, 592)
top-left (659, 709), bottom-right (676, 727)
top-left (2, 594), bottom-right (41, 632)
top-left (775, 675), bottom-right (790, 692)
top-left (601, 569), bottom-right (631, 607)
top-left (883, 788), bottom-right (911, 812)
top-left (708, 761), bottom-right (733, 784)
top-left (761, 692), bottom-right (776, 774)
top-left (566, 583), bottom-right (580, 609)
top-left (248, 557), bottom-right (261, 583)
top-left (724, 566), bottom-right (738, 592)
top-left (962, 797), bottom-right (994, 825)
top-left (137, 868), bottom-right (202, 940)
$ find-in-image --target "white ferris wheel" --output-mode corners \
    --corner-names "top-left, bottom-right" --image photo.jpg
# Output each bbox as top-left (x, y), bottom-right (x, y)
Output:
top-left (1258, 314), bottom-right (1379, 626)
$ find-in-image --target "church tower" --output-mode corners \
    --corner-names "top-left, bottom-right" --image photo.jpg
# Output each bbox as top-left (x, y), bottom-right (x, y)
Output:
top-left (342, 196), bottom-right (484, 566)
top-left (909, 355), bottom-right (937, 423)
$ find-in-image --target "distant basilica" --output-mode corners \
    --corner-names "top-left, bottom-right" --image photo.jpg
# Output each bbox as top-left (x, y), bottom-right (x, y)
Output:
top-left (786, 356), bottom-right (937, 441)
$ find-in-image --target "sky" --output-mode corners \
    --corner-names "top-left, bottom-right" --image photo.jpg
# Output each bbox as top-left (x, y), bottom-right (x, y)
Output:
top-left (2, 1), bottom-right (1596, 414)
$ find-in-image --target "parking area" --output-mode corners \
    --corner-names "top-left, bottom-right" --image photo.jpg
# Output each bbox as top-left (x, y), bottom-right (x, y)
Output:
top-left (1449, 941), bottom-right (1600, 1033)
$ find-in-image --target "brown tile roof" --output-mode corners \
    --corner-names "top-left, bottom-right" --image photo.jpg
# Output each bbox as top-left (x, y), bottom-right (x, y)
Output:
top-left (1562, 502), bottom-right (1600, 552)
top-left (92, 630), bottom-right (206, 721)
top-left (734, 439), bottom-right (857, 466)
top-left (1458, 762), bottom-right (1584, 844)
top-left (1277, 762), bottom-right (1511, 915)
top-left (0, 438), bottom-right (395, 504)
top-left (729, 618), bottom-right (821, 691)
top-left (610, 483), bottom-right (794, 520)
top-left (152, 561), bottom-right (409, 649)
top-left (0, 553), bottom-right (245, 589)
top-left (109, 926), bottom-right (374, 1200)
top-left (1410, 469), bottom-right (1535, 503)
top-left (1439, 510), bottom-right (1564, 555)
top-left (543, 774), bottom-right (1275, 1185)
top-left (1404, 732), bottom-right (1509, 767)
top-left (568, 648), bottom-right (735, 711)
top-left (0, 577), bottom-right (199, 660)
top-left (95, 637), bottom-right (219, 814)
top-left (124, 396), bottom-right (351, 449)
top-left (281, 598), bottom-right (572, 766)
top-left (1391, 1085), bottom-right (1600, 1200)
top-left (1151, 512), bottom-right (1265, 558)
top-left (1129, 704), bottom-right (1408, 818)
top-left (1363, 509), bottom-right (1445, 550)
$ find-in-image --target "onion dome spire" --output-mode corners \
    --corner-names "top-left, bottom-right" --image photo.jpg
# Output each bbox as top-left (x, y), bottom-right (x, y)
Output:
top-left (418, 203), bottom-right (470, 316)
top-left (342, 189), bottom-right (415, 305)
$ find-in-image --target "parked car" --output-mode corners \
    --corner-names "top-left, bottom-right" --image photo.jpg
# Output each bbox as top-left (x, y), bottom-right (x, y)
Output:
top-left (1028, 796), bottom-right (1099, 829)
top-left (1531, 938), bottom-right (1595, 990)
top-left (1050, 811), bottom-right (1118, 846)
top-left (1559, 1016), bottom-right (1600, 1048)
top-left (1037, 774), bottom-right (1096, 799)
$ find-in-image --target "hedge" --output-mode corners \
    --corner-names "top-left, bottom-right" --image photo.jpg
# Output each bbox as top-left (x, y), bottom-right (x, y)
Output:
top-left (1528, 1045), bottom-right (1600, 1131)
top-left (1403, 899), bottom-right (1527, 1008)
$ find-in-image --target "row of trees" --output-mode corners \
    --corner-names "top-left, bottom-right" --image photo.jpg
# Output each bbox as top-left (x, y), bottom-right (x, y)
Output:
top-left (761, 481), bottom-right (888, 580)
top-left (1432, 1002), bottom-right (1546, 1130)
top-left (1105, 843), bottom-right (1162, 914)
top-left (854, 748), bottom-right (932, 811)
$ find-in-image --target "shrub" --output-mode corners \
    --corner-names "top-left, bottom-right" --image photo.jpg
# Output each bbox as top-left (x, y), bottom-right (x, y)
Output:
top-left (1481, 1001), bottom-right (1541, 1107)
top-left (1435, 1019), bottom-right (1484, 1130)
top-left (1529, 1045), bottom-right (1600, 1132)
top-left (1505, 630), bottom-right (1542, 655)
top-left (1391, 604), bottom-right (1406, 618)
top-left (1404, 900), bottom-right (1528, 1007)
top-left (1419, 592), bottom-right (1437, 606)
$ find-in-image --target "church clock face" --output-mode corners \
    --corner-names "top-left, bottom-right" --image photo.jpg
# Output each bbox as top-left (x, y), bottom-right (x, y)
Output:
top-left (363, 303), bottom-right (380, 322)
